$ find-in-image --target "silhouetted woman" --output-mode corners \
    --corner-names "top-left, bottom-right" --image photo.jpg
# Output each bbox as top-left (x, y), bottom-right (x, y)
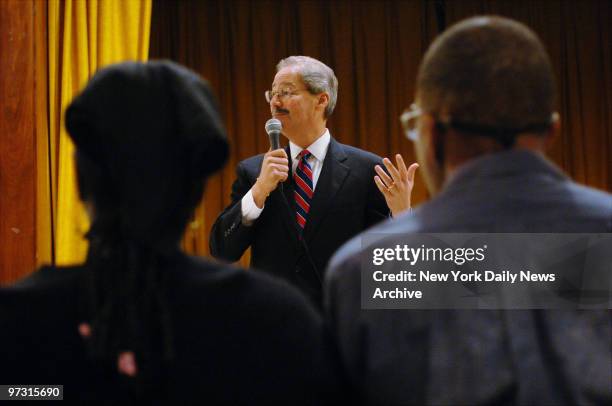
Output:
top-left (0, 61), bottom-right (339, 404)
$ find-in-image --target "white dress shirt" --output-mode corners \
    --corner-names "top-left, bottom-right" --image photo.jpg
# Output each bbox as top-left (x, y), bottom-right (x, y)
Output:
top-left (241, 129), bottom-right (332, 224)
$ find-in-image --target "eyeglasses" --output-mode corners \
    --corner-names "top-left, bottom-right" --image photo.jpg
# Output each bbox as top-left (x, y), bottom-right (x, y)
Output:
top-left (400, 103), bottom-right (560, 144)
top-left (399, 103), bottom-right (422, 141)
top-left (264, 88), bottom-right (306, 103)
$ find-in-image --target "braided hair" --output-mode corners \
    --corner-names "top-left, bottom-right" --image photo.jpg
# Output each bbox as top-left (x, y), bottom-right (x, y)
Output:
top-left (65, 61), bottom-right (228, 394)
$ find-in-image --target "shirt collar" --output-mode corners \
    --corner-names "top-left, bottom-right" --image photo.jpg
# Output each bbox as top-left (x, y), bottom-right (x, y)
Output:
top-left (290, 129), bottom-right (331, 162)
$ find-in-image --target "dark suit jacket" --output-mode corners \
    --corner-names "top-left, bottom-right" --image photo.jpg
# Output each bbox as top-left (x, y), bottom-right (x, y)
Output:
top-left (0, 254), bottom-right (341, 404)
top-left (326, 150), bottom-right (612, 405)
top-left (210, 137), bottom-right (389, 306)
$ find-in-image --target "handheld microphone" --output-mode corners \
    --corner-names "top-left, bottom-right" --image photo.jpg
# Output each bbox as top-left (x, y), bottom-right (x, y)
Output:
top-left (265, 118), bottom-right (282, 150)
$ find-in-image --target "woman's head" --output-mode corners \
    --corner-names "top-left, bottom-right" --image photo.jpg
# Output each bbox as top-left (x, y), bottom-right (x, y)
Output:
top-left (66, 61), bottom-right (229, 248)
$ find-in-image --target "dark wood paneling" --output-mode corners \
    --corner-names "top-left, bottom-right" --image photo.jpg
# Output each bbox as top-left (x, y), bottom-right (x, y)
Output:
top-left (0, 0), bottom-right (36, 284)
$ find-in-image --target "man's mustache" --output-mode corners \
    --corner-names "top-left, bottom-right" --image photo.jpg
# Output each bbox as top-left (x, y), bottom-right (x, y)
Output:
top-left (274, 108), bottom-right (289, 114)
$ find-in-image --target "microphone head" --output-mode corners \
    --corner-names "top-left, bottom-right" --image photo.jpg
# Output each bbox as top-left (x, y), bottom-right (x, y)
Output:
top-left (265, 118), bottom-right (282, 135)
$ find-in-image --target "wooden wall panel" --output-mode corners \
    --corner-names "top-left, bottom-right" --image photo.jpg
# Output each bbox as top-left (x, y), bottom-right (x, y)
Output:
top-left (0, 0), bottom-right (36, 284)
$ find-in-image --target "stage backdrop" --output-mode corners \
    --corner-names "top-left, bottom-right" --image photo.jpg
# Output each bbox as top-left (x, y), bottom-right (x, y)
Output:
top-left (149, 0), bottom-right (611, 268)
top-left (0, 0), bottom-right (610, 283)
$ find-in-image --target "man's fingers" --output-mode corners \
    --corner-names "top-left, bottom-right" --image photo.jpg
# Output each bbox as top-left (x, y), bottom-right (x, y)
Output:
top-left (275, 170), bottom-right (288, 180)
top-left (268, 148), bottom-right (288, 159)
top-left (271, 166), bottom-right (289, 180)
top-left (407, 163), bottom-right (419, 183)
top-left (374, 176), bottom-right (390, 196)
top-left (375, 165), bottom-right (393, 187)
top-left (382, 157), bottom-right (401, 183)
top-left (267, 157), bottom-right (289, 165)
top-left (263, 163), bottom-right (288, 178)
top-left (396, 154), bottom-right (409, 179)
top-left (269, 163), bottom-right (289, 173)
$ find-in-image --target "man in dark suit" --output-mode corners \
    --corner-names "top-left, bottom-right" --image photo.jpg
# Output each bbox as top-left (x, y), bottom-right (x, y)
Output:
top-left (210, 56), bottom-right (418, 306)
top-left (1, 61), bottom-right (341, 404)
top-left (325, 17), bottom-right (611, 404)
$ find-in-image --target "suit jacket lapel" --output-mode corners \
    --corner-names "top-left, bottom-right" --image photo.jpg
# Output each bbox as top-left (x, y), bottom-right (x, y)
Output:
top-left (303, 138), bottom-right (350, 243)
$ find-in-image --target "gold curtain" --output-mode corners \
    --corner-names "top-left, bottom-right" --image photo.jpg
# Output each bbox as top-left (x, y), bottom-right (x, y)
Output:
top-left (37, 0), bottom-right (152, 266)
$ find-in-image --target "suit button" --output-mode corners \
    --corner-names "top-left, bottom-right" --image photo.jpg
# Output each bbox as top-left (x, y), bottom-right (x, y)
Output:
top-left (295, 266), bottom-right (301, 273)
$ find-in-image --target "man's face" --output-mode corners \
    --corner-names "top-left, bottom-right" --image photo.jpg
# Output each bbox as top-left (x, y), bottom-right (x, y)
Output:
top-left (269, 66), bottom-right (324, 140)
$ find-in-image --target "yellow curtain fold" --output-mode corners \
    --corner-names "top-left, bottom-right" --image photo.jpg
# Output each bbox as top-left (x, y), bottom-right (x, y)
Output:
top-left (44, 0), bottom-right (152, 266)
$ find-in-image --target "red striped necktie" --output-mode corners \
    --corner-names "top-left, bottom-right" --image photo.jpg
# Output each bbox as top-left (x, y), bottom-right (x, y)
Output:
top-left (294, 149), bottom-right (313, 232)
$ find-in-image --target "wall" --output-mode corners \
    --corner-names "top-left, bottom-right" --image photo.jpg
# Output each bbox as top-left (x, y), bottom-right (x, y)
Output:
top-left (0, 0), bottom-right (38, 283)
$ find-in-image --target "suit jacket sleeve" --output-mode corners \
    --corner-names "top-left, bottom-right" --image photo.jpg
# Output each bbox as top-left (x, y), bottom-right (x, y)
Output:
top-left (209, 161), bottom-right (257, 262)
top-left (365, 158), bottom-right (391, 227)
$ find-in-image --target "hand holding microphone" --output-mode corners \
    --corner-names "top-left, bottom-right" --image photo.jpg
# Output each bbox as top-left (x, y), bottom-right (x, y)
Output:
top-left (252, 119), bottom-right (289, 208)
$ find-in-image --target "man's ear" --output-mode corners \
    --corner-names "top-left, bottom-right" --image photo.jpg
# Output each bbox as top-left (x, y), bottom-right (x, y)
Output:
top-left (415, 113), bottom-right (445, 196)
top-left (317, 92), bottom-right (329, 111)
top-left (419, 114), bottom-right (441, 164)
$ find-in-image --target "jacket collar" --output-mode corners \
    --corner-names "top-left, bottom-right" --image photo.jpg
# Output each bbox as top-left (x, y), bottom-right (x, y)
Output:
top-left (442, 150), bottom-right (567, 197)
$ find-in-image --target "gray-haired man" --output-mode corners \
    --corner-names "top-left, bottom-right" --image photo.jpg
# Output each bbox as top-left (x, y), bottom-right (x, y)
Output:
top-left (211, 56), bottom-right (418, 307)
